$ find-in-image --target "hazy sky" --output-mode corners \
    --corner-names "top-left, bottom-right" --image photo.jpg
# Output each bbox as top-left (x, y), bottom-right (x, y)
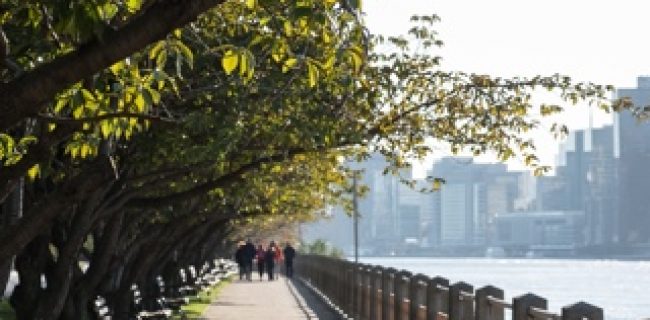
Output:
top-left (363, 0), bottom-right (650, 174)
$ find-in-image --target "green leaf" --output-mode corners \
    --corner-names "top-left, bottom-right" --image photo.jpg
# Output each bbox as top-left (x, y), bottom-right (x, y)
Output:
top-left (222, 50), bottom-right (239, 75)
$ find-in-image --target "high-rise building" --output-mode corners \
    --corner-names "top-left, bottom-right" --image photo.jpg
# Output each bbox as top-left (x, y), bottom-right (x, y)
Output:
top-left (614, 76), bottom-right (650, 244)
top-left (428, 157), bottom-right (518, 246)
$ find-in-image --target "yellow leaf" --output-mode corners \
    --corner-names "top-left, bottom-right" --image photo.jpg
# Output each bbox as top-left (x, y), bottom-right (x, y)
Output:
top-left (239, 52), bottom-right (248, 76)
top-left (282, 58), bottom-right (297, 73)
top-left (80, 144), bottom-right (90, 158)
top-left (246, 0), bottom-right (256, 9)
top-left (135, 94), bottom-right (145, 112)
top-left (109, 61), bottom-right (125, 75)
top-left (307, 63), bottom-right (318, 88)
top-left (100, 121), bottom-right (112, 139)
top-left (27, 164), bottom-right (40, 181)
top-left (283, 20), bottom-right (293, 36)
top-left (48, 123), bottom-right (56, 132)
top-left (222, 50), bottom-right (239, 75)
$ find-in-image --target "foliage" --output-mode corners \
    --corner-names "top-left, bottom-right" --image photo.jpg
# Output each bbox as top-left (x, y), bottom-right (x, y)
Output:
top-left (300, 239), bottom-right (344, 258)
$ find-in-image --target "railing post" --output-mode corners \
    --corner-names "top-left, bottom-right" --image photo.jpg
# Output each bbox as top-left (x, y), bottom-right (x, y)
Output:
top-left (449, 282), bottom-right (474, 320)
top-left (513, 293), bottom-right (546, 320)
top-left (346, 262), bottom-right (355, 318)
top-left (362, 265), bottom-right (371, 320)
top-left (426, 276), bottom-right (450, 320)
top-left (561, 302), bottom-right (603, 320)
top-left (409, 273), bottom-right (429, 320)
top-left (394, 271), bottom-right (413, 320)
top-left (371, 266), bottom-right (383, 320)
top-left (475, 285), bottom-right (504, 320)
top-left (383, 268), bottom-right (397, 320)
top-left (354, 264), bottom-right (363, 319)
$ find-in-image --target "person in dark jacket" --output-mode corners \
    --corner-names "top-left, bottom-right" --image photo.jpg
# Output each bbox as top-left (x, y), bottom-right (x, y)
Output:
top-left (265, 242), bottom-right (277, 280)
top-left (283, 243), bottom-right (296, 278)
top-left (255, 244), bottom-right (265, 280)
top-left (243, 239), bottom-right (256, 281)
top-left (234, 242), bottom-right (245, 280)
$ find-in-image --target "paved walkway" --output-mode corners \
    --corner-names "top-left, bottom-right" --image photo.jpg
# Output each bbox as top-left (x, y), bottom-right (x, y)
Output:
top-left (202, 275), bottom-right (340, 320)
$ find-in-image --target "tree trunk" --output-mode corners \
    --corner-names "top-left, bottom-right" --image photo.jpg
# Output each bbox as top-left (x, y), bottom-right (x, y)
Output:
top-left (0, 160), bottom-right (110, 264)
top-left (0, 178), bottom-right (23, 296)
top-left (9, 233), bottom-right (50, 319)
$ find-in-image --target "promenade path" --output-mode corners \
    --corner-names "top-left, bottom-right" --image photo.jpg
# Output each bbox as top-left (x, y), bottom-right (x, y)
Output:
top-left (202, 275), bottom-right (340, 320)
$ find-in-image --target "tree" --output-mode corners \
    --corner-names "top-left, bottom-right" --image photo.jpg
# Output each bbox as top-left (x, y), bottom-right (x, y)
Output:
top-left (0, 1), bottom-right (619, 319)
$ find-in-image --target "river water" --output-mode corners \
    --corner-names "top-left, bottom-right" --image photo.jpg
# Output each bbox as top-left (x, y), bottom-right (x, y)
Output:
top-left (360, 257), bottom-right (650, 320)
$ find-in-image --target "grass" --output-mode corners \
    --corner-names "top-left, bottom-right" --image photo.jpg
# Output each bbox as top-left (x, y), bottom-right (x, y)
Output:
top-left (0, 299), bottom-right (16, 320)
top-left (171, 276), bottom-right (232, 319)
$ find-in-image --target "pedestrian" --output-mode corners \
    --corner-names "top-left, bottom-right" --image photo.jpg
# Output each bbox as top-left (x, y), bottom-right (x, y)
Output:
top-left (255, 244), bottom-right (266, 280)
top-left (243, 239), bottom-right (256, 281)
top-left (234, 241), bottom-right (245, 280)
top-left (273, 242), bottom-right (283, 278)
top-left (265, 242), bottom-right (276, 280)
top-left (283, 242), bottom-right (296, 278)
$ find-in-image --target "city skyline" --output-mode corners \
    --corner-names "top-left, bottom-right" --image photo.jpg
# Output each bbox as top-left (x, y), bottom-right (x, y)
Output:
top-left (364, 0), bottom-right (650, 175)
top-left (304, 78), bottom-right (650, 257)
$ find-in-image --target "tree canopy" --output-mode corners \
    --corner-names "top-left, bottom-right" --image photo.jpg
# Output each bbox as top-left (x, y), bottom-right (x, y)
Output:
top-left (0, 1), bottom-right (618, 319)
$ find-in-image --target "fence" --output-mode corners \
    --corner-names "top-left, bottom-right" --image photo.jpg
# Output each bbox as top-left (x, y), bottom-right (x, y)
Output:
top-left (295, 255), bottom-right (604, 320)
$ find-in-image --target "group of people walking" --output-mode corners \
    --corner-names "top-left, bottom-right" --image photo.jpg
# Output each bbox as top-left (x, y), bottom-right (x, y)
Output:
top-left (235, 240), bottom-right (296, 281)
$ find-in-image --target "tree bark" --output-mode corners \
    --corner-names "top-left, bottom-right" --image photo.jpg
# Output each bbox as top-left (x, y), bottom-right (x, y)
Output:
top-left (9, 234), bottom-right (51, 319)
top-left (32, 183), bottom-right (109, 320)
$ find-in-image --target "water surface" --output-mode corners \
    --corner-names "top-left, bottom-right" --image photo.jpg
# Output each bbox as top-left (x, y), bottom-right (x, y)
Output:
top-left (361, 257), bottom-right (650, 320)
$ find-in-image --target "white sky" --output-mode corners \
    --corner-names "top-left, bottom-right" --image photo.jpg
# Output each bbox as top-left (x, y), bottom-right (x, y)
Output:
top-left (363, 0), bottom-right (650, 175)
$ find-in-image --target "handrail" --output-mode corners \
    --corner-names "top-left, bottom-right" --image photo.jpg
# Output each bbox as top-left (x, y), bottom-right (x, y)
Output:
top-left (294, 255), bottom-right (604, 320)
top-left (459, 290), bottom-right (475, 301)
top-left (530, 306), bottom-right (561, 320)
top-left (435, 284), bottom-right (449, 291)
top-left (487, 295), bottom-right (513, 309)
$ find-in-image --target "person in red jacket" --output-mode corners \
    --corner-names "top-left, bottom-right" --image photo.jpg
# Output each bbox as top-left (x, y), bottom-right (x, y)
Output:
top-left (273, 242), bottom-right (283, 278)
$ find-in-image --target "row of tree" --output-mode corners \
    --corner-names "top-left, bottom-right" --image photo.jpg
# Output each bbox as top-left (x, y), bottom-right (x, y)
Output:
top-left (0, 1), bottom-right (617, 319)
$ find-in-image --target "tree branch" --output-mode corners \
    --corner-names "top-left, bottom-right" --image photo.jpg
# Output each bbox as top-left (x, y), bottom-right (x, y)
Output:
top-left (0, 0), bottom-right (226, 132)
top-left (38, 112), bottom-right (176, 124)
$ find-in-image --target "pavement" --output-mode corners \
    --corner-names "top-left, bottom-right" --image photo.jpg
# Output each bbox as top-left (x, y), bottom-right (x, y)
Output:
top-left (201, 274), bottom-right (341, 320)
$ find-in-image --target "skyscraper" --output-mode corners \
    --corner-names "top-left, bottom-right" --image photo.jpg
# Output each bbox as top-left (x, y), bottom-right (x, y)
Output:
top-left (614, 76), bottom-right (650, 244)
top-left (428, 157), bottom-right (518, 246)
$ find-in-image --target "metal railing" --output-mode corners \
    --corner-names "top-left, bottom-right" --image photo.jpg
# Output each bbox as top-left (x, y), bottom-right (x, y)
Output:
top-left (295, 255), bottom-right (604, 320)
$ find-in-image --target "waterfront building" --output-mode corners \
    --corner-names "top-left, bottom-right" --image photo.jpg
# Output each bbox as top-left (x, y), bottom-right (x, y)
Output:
top-left (428, 157), bottom-right (518, 247)
top-left (614, 76), bottom-right (650, 244)
top-left (493, 210), bottom-right (585, 252)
